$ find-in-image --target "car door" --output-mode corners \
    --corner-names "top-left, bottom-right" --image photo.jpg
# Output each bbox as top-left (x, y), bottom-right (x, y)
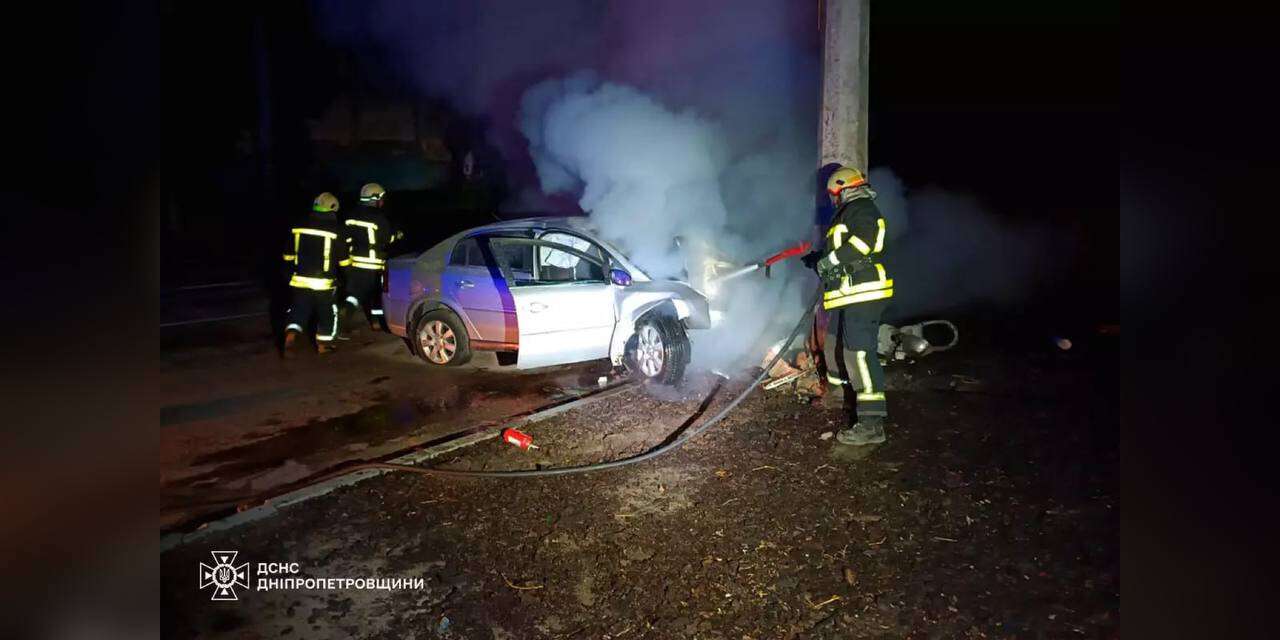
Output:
top-left (439, 237), bottom-right (517, 344)
top-left (489, 234), bottom-right (617, 369)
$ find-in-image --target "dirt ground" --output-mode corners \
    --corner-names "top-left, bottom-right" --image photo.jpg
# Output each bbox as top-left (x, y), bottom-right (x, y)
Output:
top-left (161, 336), bottom-right (1118, 639)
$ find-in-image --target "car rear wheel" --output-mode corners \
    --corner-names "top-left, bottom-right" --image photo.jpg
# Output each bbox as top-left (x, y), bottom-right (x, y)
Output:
top-left (626, 314), bottom-right (689, 386)
top-left (412, 309), bottom-right (472, 367)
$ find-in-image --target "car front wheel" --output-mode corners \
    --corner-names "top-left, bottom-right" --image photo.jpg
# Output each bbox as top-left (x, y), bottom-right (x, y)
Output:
top-left (626, 314), bottom-right (689, 386)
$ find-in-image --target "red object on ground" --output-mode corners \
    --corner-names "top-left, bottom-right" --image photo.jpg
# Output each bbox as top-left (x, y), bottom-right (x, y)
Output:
top-left (763, 241), bottom-right (813, 266)
top-left (501, 428), bottom-right (538, 450)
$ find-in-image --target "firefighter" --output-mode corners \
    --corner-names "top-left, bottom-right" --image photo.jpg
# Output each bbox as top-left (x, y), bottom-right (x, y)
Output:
top-left (282, 192), bottom-right (351, 355)
top-left (341, 183), bottom-right (401, 331)
top-left (803, 167), bottom-right (894, 445)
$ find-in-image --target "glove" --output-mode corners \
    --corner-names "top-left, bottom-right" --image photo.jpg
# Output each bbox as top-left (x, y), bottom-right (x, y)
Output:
top-left (815, 257), bottom-right (841, 280)
top-left (801, 251), bottom-right (822, 270)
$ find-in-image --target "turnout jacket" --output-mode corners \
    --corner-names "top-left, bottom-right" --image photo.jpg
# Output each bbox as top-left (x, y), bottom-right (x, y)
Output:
top-left (282, 211), bottom-right (350, 290)
top-left (820, 188), bottom-right (893, 310)
top-left (343, 206), bottom-right (399, 271)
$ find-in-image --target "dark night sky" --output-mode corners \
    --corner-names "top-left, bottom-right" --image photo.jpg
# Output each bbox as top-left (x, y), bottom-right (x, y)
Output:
top-left (869, 1), bottom-right (1115, 312)
top-left (870, 2), bottom-right (1116, 214)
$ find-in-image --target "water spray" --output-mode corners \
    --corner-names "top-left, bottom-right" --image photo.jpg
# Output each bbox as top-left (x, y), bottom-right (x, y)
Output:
top-left (706, 241), bottom-right (812, 288)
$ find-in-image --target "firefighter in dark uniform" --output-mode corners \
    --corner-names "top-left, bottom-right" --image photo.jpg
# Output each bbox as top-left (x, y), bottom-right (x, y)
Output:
top-left (282, 192), bottom-right (351, 355)
top-left (341, 182), bottom-right (401, 331)
top-left (805, 167), bottom-right (894, 445)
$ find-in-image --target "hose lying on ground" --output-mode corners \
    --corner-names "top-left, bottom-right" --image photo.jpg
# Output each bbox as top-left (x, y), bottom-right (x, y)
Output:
top-left (920, 319), bottom-right (960, 352)
top-left (323, 290), bottom-right (821, 480)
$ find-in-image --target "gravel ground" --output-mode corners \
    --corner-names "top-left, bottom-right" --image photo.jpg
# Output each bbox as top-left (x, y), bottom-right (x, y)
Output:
top-left (162, 343), bottom-right (1118, 639)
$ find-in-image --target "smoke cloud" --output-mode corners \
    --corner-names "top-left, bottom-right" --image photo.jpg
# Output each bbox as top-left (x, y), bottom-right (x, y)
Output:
top-left (519, 73), bottom-right (729, 276)
top-left (519, 72), bottom-right (817, 370)
top-left (869, 167), bottom-right (1051, 318)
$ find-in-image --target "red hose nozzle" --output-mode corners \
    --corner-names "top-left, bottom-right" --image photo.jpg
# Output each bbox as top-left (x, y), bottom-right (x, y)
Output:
top-left (763, 241), bottom-right (812, 266)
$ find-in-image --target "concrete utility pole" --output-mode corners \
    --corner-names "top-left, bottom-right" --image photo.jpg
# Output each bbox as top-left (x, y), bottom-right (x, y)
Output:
top-left (819, 0), bottom-right (870, 172)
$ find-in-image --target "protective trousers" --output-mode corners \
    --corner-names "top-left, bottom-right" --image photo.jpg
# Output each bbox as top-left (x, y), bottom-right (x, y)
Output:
top-left (342, 267), bottom-right (384, 328)
top-left (285, 287), bottom-right (339, 343)
top-left (823, 299), bottom-right (888, 424)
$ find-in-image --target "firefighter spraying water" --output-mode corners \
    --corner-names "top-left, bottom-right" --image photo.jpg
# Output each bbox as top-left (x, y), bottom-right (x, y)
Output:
top-left (803, 166), bottom-right (894, 446)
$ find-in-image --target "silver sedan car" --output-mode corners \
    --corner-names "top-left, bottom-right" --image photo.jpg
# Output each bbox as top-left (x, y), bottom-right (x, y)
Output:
top-left (382, 217), bottom-right (711, 384)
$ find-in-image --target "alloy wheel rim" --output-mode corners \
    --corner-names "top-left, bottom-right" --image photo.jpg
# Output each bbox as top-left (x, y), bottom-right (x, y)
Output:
top-left (420, 320), bottom-right (457, 364)
top-left (637, 324), bottom-right (664, 377)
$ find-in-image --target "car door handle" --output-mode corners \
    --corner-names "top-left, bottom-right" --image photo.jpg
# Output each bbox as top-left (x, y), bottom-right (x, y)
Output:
top-left (529, 302), bottom-right (548, 313)
top-left (457, 280), bottom-right (474, 289)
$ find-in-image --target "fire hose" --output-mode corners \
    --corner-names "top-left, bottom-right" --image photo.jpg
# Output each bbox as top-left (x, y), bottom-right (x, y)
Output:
top-left (314, 289), bottom-right (822, 481)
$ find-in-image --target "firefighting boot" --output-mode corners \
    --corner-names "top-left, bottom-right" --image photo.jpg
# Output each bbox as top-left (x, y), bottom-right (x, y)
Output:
top-left (836, 420), bottom-right (886, 446)
top-left (316, 342), bottom-right (337, 355)
top-left (282, 331), bottom-right (298, 358)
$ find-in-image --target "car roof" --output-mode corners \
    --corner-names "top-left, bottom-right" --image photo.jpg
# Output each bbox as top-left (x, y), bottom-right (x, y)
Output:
top-left (462, 216), bottom-right (597, 236)
top-left (423, 216), bottom-right (652, 280)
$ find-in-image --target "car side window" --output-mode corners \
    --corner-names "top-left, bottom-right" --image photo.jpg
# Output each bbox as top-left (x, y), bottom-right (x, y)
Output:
top-left (449, 238), bottom-right (489, 268)
top-left (466, 240), bottom-right (485, 266)
top-left (449, 239), bottom-right (473, 266)
top-left (486, 238), bottom-right (536, 285)
top-left (536, 232), bottom-right (606, 284)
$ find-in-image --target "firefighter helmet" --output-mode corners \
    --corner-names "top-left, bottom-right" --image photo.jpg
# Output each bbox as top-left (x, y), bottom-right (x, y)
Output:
top-left (826, 166), bottom-right (868, 196)
top-left (312, 192), bottom-right (340, 213)
top-left (359, 182), bottom-right (386, 204)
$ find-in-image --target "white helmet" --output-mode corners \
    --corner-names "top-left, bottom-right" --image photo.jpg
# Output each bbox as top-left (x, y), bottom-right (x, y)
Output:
top-left (359, 182), bottom-right (386, 204)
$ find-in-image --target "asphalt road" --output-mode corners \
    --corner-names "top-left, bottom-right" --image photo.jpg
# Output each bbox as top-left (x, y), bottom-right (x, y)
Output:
top-left (160, 315), bottom-right (613, 532)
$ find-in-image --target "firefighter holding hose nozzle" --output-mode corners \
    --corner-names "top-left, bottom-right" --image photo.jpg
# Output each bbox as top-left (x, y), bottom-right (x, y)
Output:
top-left (803, 167), bottom-right (894, 445)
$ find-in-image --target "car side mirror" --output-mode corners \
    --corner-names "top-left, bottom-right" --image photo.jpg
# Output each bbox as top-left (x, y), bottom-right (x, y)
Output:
top-left (609, 268), bottom-right (633, 287)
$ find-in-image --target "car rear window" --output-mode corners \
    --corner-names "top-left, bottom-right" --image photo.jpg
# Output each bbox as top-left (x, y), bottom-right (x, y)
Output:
top-left (449, 239), bottom-right (485, 267)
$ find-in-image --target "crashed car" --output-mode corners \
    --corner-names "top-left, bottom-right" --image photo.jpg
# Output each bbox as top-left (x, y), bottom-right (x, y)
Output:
top-left (382, 217), bottom-right (711, 384)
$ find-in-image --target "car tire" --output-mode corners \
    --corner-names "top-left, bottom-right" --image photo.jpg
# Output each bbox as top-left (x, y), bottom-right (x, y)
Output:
top-left (411, 309), bottom-right (472, 367)
top-left (626, 313), bottom-right (689, 386)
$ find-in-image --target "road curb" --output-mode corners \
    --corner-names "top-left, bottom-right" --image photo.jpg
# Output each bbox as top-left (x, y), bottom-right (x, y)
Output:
top-left (161, 382), bottom-right (636, 552)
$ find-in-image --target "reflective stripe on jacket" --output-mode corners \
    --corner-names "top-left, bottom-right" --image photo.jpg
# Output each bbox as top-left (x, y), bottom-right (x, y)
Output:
top-left (283, 212), bottom-right (349, 289)
top-left (821, 192), bottom-right (893, 310)
top-left (343, 207), bottom-right (396, 271)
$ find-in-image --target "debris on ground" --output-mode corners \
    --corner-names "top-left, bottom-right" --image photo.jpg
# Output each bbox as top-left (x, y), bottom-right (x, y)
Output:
top-left (761, 341), bottom-right (824, 400)
top-left (162, 346), bottom-right (1118, 639)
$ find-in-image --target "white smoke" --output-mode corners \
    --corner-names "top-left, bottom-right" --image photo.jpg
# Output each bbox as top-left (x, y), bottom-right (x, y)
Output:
top-left (520, 73), bottom-right (729, 276)
top-left (868, 167), bottom-right (1050, 317)
top-left (520, 73), bottom-right (815, 371)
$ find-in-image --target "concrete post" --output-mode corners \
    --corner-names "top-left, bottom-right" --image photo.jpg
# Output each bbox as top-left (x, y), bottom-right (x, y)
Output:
top-left (819, 0), bottom-right (870, 172)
